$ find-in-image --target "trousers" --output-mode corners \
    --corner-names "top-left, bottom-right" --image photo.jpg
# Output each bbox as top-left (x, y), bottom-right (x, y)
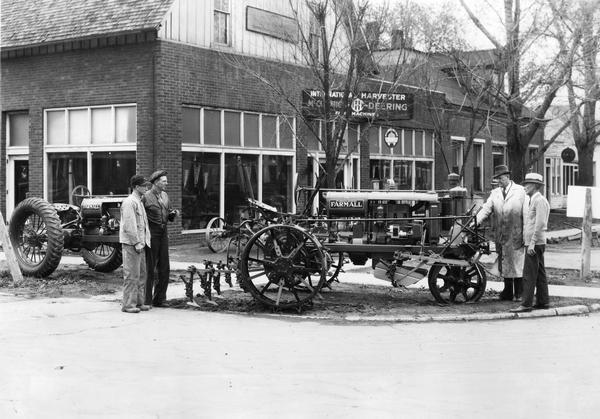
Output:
top-left (522, 244), bottom-right (549, 308)
top-left (122, 244), bottom-right (148, 309)
top-left (145, 225), bottom-right (170, 305)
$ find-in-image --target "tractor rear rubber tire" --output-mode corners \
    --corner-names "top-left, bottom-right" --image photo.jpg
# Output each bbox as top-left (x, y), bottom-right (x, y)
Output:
top-left (9, 197), bottom-right (64, 278)
top-left (82, 244), bottom-right (123, 272)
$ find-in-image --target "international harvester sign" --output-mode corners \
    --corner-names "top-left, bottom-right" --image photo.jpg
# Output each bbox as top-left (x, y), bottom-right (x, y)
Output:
top-left (302, 90), bottom-right (414, 120)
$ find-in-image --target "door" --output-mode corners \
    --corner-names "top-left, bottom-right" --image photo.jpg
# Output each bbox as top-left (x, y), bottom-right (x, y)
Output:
top-left (7, 156), bottom-right (29, 218)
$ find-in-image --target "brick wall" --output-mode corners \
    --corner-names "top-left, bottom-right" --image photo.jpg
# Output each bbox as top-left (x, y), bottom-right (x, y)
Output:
top-left (153, 41), bottom-right (316, 243)
top-left (0, 42), bottom-right (156, 217)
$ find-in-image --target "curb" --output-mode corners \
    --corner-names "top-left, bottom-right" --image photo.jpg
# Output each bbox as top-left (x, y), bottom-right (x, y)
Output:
top-left (249, 303), bottom-right (600, 324)
top-left (344, 304), bottom-right (599, 323)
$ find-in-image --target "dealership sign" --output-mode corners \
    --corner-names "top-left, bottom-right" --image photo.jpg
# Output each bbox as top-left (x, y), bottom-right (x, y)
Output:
top-left (302, 90), bottom-right (414, 120)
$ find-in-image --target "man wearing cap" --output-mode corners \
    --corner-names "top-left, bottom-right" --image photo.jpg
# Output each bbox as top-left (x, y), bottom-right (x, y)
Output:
top-left (119, 175), bottom-right (151, 313)
top-left (510, 173), bottom-right (550, 312)
top-left (143, 169), bottom-right (178, 307)
top-left (476, 165), bottom-right (527, 301)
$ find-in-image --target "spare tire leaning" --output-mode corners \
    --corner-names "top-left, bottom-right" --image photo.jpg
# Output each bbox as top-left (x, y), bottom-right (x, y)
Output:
top-left (9, 197), bottom-right (64, 277)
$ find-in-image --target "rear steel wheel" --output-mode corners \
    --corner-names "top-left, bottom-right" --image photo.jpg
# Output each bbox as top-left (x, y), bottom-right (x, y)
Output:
top-left (428, 262), bottom-right (486, 304)
top-left (238, 224), bottom-right (327, 311)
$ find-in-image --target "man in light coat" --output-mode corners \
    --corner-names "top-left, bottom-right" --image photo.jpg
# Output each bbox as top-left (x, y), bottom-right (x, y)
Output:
top-left (476, 165), bottom-right (527, 301)
top-left (510, 173), bottom-right (550, 312)
top-left (120, 175), bottom-right (152, 313)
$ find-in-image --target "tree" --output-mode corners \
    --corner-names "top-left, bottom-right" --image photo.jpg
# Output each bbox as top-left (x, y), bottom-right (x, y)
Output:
top-left (548, 0), bottom-right (600, 186)
top-left (375, 2), bottom-right (504, 187)
top-left (460, 0), bottom-right (581, 182)
top-left (222, 0), bottom-right (403, 192)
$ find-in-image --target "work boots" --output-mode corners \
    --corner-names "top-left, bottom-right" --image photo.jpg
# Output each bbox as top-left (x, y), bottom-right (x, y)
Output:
top-left (499, 278), bottom-right (514, 301)
top-left (513, 278), bottom-right (523, 302)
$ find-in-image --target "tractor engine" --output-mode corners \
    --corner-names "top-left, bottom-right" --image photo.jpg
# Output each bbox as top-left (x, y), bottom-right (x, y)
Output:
top-left (79, 197), bottom-right (124, 249)
top-left (323, 190), bottom-right (442, 265)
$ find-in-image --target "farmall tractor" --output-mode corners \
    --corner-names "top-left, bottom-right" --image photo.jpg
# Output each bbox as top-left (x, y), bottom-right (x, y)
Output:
top-left (8, 189), bottom-right (124, 277)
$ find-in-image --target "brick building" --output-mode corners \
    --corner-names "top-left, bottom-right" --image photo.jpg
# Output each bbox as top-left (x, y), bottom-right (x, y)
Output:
top-left (1, 0), bottom-right (543, 244)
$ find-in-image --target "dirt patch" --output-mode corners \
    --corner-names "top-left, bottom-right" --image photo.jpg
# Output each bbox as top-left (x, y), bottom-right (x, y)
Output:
top-left (0, 264), bottom-right (123, 299)
top-left (166, 280), bottom-right (594, 319)
top-left (1, 257), bottom-right (599, 318)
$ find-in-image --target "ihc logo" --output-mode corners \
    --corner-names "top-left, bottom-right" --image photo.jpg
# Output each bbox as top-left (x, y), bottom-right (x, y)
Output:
top-left (351, 98), bottom-right (364, 113)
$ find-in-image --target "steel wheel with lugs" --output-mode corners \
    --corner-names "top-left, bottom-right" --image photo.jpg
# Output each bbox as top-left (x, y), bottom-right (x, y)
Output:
top-left (238, 224), bottom-right (327, 311)
top-left (428, 262), bottom-right (486, 304)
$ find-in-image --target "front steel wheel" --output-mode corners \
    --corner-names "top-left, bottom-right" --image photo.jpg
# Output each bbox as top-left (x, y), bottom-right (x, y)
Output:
top-left (9, 197), bottom-right (64, 277)
top-left (238, 224), bottom-right (327, 311)
top-left (428, 262), bottom-right (486, 304)
top-left (206, 216), bottom-right (229, 253)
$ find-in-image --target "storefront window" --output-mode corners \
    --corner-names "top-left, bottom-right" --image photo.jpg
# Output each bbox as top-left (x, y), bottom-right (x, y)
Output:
top-left (394, 160), bottom-right (412, 190)
top-left (47, 153), bottom-right (87, 204)
top-left (224, 111), bottom-right (240, 146)
top-left (262, 155), bottom-right (293, 212)
top-left (370, 159), bottom-right (391, 189)
top-left (8, 113), bottom-right (29, 147)
top-left (279, 117), bottom-right (294, 149)
top-left (182, 152), bottom-right (221, 230)
top-left (262, 115), bottom-right (277, 148)
top-left (416, 161), bottom-right (432, 190)
top-left (244, 113), bottom-right (260, 147)
top-left (204, 109), bottom-right (221, 145)
top-left (91, 151), bottom-right (136, 195)
top-left (415, 131), bottom-right (423, 155)
top-left (182, 107), bottom-right (201, 143)
top-left (403, 130), bottom-right (413, 155)
top-left (225, 154), bottom-right (258, 224)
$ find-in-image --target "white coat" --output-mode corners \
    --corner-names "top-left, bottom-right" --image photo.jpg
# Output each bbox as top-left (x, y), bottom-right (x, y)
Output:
top-left (476, 181), bottom-right (526, 278)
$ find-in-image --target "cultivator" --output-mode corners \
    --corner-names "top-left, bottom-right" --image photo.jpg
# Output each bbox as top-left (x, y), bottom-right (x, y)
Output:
top-left (187, 188), bottom-right (491, 312)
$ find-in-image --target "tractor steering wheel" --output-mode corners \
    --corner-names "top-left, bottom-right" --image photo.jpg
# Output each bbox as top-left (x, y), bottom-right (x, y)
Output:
top-left (71, 185), bottom-right (91, 207)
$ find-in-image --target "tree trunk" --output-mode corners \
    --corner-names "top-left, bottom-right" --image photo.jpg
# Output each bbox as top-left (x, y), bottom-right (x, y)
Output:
top-left (506, 122), bottom-right (527, 183)
top-left (576, 140), bottom-right (595, 186)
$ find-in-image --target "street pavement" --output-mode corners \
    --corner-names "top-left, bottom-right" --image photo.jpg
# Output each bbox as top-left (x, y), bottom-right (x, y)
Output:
top-left (2, 229), bottom-right (600, 417)
top-left (1, 293), bottom-right (600, 418)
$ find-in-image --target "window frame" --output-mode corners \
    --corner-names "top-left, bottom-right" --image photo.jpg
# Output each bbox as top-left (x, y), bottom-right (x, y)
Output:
top-left (43, 104), bottom-right (137, 201)
top-left (450, 136), bottom-right (465, 181)
top-left (213, 0), bottom-right (231, 46)
top-left (6, 112), bottom-right (30, 155)
top-left (473, 139), bottom-right (485, 192)
top-left (181, 106), bottom-right (296, 233)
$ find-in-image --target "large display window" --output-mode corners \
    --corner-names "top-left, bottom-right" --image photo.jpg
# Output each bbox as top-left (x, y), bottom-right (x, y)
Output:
top-left (44, 105), bottom-right (137, 203)
top-left (182, 106), bottom-right (296, 231)
top-left (182, 152), bottom-right (221, 230)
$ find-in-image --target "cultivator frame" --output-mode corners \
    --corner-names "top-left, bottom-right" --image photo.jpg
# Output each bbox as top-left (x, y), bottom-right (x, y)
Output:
top-left (187, 189), bottom-right (491, 312)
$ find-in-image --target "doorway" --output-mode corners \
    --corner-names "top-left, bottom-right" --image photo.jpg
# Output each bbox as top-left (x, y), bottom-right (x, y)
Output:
top-left (7, 156), bottom-right (29, 218)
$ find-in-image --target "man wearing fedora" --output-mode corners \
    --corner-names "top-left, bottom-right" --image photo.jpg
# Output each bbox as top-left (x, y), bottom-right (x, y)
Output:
top-left (476, 165), bottom-right (527, 301)
top-left (510, 173), bottom-right (550, 312)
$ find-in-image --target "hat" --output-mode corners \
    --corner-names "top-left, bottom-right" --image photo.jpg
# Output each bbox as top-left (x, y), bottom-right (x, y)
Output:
top-left (492, 165), bottom-right (511, 179)
top-left (149, 169), bottom-right (168, 184)
top-left (522, 172), bottom-right (544, 185)
top-left (130, 174), bottom-right (147, 188)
